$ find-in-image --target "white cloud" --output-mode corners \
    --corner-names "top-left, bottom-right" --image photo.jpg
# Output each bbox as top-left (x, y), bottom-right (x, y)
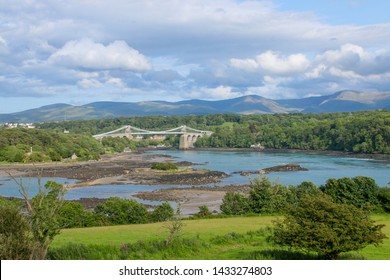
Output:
top-left (49, 39), bottom-right (151, 71)
top-left (1, 0), bottom-right (390, 110)
top-left (231, 51), bottom-right (310, 75)
top-left (188, 86), bottom-right (242, 100)
top-left (256, 51), bottom-right (311, 75)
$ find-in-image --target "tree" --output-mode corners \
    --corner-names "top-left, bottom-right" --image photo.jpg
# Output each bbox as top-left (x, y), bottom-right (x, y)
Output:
top-left (320, 176), bottom-right (380, 209)
top-left (271, 194), bottom-right (387, 259)
top-left (220, 192), bottom-right (250, 215)
top-left (3, 178), bottom-right (67, 260)
top-left (94, 197), bottom-right (149, 225)
top-left (194, 205), bottom-right (213, 218)
top-left (377, 187), bottom-right (390, 213)
top-left (249, 177), bottom-right (291, 214)
top-left (151, 202), bottom-right (174, 222)
top-left (0, 203), bottom-right (32, 259)
top-left (23, 180), bottom-right (66, 259)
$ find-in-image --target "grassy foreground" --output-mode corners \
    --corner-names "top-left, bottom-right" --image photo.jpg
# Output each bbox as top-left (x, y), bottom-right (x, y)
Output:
top-left (50, 215), bottom-right (390, 260)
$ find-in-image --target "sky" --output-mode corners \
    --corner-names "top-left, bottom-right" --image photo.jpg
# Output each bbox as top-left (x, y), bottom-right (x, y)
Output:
top-left (1, 0), bottom-right (390, 113)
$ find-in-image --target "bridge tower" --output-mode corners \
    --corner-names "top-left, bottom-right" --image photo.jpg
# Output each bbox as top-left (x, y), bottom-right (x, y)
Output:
top-left (178, 126), bottom-right (202, 149)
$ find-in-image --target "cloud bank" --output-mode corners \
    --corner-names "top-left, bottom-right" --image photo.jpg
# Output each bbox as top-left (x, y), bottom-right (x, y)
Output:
top-left (0, 0), bottom-right (389, 112)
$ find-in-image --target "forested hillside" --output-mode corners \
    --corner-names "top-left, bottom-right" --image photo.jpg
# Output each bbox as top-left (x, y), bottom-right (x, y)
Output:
top-left (39, 110), bottom-right (390, 154)
top-left (0, 129), bottom-right (103, 162)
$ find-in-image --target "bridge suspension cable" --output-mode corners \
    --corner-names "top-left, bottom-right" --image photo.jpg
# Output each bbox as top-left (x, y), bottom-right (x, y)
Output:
top-left (92, 125), bottom-right (212, 139)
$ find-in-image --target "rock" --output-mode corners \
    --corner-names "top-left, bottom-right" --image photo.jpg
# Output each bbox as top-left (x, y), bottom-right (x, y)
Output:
top-left (234, 164), bottom-right (308, 176)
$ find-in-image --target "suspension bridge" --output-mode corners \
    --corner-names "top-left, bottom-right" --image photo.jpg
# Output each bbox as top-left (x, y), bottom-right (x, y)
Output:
top-left (93, 125), bottom-right (213, 149)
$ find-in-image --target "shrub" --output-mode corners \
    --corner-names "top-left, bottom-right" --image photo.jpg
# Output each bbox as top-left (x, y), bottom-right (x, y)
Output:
top-left (151, 202), bottom-right (174, 222)
top-left (151, 162), bottom-right (178, 171)
top-left (320, 176), bottom-right (380, 209)
top-left (220, 192), bottom-right (250, 215)
top-left (94, 198), bottom-right (149, 225)
top-left (270, 194), bottom-right (387, 259)
top-left (377, 187), bottom-right (390, 213)
top-left (194, 205), bottom-right (213, 218)
top-left (249, 177), bottom-right (292, 214)
top-left (58, 201), bottom-right (90, 228)
top-left (0, 204), bottom-right (32, 259)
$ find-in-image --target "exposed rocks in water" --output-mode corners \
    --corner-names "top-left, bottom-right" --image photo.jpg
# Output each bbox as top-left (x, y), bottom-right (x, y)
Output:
top-left (233, 164), bottom-right (308, 176)
top-left (133, 184), bottom-right (250, 203)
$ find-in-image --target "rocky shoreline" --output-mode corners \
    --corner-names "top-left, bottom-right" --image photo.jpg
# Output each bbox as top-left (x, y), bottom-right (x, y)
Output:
top-left (233, 163), bottom-right (308, 176)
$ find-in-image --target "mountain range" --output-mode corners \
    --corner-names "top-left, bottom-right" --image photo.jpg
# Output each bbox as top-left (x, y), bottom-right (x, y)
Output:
top-left (1, 90), bottom-right (390, 123)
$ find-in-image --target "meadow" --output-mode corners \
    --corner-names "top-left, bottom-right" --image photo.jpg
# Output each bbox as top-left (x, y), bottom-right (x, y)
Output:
top-left (49, 214), bottom-right (390, 260)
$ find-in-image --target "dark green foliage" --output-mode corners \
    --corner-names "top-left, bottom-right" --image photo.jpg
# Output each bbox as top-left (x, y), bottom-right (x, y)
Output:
top-left (320, 176), bottom-right (380, 209)
top-left (58, 201), bottom-right (91, 228)
top-left (101, 137), bottom-right (136, 153)
top-left (220, 192), bottom-right (250, 215)
top-left (150, 202), bottom-right (174, 222)
top-left (289, 181), bottom-right (322, 204)
top-left (249, 177), bottom-right (292, 214)
top-left (377, 187), bottom-right (390, 213)
top-left (151, 162), bottom-right (178, 171)
top-left (271, 194), bottom-right (387, 259)
top-left (0, 180), bottom-right (66, 259)
top-left (0, 128), bottom-right (104, 162)
top-left (39, 111), bottom-right (390, 154)
top-left (0, 204), bottom-right (33, 260)
top-left (94, 198), bottom-right (149, 225)
top-left (27, 181), bottom-right (66, 259)
top-left (194, 205), bottom-right (213, 218)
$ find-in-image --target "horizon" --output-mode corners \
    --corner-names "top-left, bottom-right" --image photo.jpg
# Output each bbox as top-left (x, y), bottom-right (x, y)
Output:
top-left (1, 1), bottom-right (390, 113)
top-left (0, 90), bottom-right (361, 114)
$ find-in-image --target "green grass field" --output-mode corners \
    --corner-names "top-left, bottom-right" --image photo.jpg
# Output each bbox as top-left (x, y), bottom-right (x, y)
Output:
top-left (50, 215), bottom-right (390, 260)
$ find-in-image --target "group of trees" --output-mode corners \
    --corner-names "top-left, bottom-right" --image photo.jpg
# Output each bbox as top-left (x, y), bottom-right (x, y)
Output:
top-left (221, 176), bottom-right (389, 216)
top-left (58, 198), bottom-right (174, 228)
top-left (195, 111), bottom-right (390, 153)
top-left (0, 128), bottom-right (103, 162)
top-left (38, 110), bottom-right (390, 154)
top-left (220, 176), bottom-right (388, 259)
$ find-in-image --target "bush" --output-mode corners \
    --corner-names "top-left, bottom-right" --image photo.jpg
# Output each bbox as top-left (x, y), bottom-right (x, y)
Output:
top-left (151, 202), bottom-right (174, 222)
top-left (249, 177), bottom-right (292, 214)
top-left (271, 194), bottom-right (387, 259)
top-left (194, 205), bottom-right (213, 218)
top-left (94, 198), bottom-right (149, 225)
top-left (0, 204), bottom-right (32, 259)
top-left (377, 187), bottom-right (390, 213)
top-left (320, 176), bottom-right (380, 209)
top-left (151, 162), bottom-right (178, 171)
top-left (58, 201), bottom-right (90, 228)
top-left (220, 192), bottom-right (250, 215)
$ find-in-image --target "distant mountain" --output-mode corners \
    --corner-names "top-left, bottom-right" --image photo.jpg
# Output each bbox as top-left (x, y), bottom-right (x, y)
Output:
top-left (1, 90), bottom-right (389, 123)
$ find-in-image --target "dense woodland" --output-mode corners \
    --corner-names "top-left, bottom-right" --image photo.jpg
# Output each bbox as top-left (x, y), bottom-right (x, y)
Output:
top-left (0, 129), bottom-right (103, 162)
top-left (40, 110), bottom-right (390, 153)
top-left (1, 110), bottom-right (389, 163)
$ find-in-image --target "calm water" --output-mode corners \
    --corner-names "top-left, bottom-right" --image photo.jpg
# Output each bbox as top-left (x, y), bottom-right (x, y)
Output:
top-left (0, 150), bottom-right (389, 200)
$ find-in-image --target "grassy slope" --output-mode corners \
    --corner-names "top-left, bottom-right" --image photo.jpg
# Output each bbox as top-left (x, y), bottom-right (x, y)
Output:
top-left (51, 215), bottom-right (390, 260)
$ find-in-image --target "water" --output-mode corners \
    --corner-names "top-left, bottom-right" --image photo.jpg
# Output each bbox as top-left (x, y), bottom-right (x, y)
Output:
top-left (149, 150), bottom-right (390, 187)
top-left (0, 150), bottom-right (389, 200)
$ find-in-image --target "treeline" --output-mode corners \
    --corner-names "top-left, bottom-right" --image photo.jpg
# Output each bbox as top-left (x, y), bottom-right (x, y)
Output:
top-left (0, 128), bottom-right (103, 162)
top-left (38, 110), bottom-right (390, 154)
top-left (57, 198), bottom-right (175, 228)
top-left (220, 176), bottom-right (390, 216)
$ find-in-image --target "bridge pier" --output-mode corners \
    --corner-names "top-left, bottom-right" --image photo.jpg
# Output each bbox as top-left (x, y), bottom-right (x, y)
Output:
top-left (179, 133), bottom-right (201, 149)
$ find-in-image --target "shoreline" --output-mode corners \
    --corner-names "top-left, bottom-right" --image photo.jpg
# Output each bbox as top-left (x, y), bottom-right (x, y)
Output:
top-left (1, 148), bottom-right (389, 215)
top-left (189, 147), bottom-right (390, 161)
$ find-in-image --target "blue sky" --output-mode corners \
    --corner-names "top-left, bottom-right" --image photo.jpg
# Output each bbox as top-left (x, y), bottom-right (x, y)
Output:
top-left (1, 0), bottom-right (390, 113)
